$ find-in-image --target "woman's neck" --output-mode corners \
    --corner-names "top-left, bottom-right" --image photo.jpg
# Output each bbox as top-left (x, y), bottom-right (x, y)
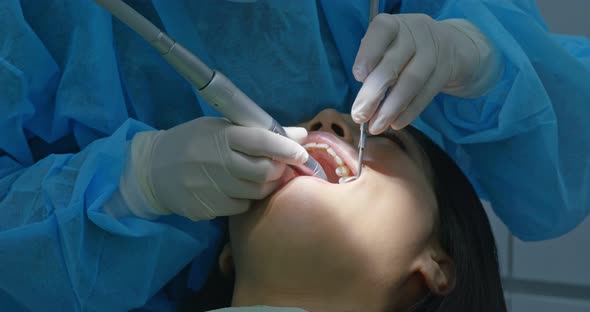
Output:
top-left (231, 279), bottom-right (388, 312)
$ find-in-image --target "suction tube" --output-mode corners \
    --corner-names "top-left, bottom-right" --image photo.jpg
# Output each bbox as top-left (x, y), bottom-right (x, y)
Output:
top-left (94, 0), bottom-right (327, 181)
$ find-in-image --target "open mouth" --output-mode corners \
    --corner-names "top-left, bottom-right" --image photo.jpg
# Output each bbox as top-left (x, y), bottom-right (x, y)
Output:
top-left (300, 131), bottom-right (359, 184)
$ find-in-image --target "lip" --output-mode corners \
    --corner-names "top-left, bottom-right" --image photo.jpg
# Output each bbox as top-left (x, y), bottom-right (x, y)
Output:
top-left (303, 131), bottom-right (360, 177)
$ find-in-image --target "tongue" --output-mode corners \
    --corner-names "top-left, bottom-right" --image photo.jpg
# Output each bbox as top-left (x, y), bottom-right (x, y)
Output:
top-left (307, 150), bottom-right (339, 183)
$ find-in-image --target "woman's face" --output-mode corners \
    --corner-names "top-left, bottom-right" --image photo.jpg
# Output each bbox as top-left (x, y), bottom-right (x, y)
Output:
top-left (229, 109), bottom-right (442, 308)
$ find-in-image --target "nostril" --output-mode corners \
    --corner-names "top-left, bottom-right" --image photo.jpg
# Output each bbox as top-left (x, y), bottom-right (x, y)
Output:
top-left (310, 122), bottom-right (322, 131)
top-left (331, 123), bottom-right (345, 137)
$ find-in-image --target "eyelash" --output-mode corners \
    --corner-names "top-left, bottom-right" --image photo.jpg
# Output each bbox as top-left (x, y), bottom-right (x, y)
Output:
top-left (376, 131), bottom-right (407, 151)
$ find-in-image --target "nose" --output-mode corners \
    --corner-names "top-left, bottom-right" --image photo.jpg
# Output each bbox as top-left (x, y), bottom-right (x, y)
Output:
top-left (305, 109), bottom-right (355, 144)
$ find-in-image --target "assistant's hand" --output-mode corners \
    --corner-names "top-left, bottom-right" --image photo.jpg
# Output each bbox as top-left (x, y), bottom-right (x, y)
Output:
top-left (351, 14), bottom-right (500, 133)
top-left (119, 117), bottom-right (308, 221)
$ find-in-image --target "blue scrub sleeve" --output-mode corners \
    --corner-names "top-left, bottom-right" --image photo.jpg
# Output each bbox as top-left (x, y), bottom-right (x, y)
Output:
top-left (402, 0), bottom-right (590, 240)
top-left (1, 1), bottom-right (222, 309)
top-left (0, 120), bottom-right (223, 311)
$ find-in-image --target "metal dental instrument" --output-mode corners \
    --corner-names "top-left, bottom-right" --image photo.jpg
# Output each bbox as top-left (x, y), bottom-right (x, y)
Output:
top-left (340, 122), bottom-right (368, 184)
top-left (357, 122), bottom-right (368, 177)
top-left (94, 0), bottom-right (327, 181)
top-left (341, 0), bottom-right (379, 184)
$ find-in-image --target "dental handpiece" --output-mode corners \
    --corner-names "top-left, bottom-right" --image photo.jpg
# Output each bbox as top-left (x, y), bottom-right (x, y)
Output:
top-left (94, 0), bottom-right (328, 181)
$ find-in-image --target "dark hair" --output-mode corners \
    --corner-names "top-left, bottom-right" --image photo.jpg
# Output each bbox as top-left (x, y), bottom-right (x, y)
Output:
top-left (177, 229), bottom-right (234, 312)
top-left (404, 126), bottom-right (506, 312)
top-left (181, 127), bottom-right (506, 312)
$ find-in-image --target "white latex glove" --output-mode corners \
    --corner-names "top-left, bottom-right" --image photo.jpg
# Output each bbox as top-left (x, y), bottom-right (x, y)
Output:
top-left (352, 14), bottom-right (501, 133)
top-left (118, 117), bottom-right (309, 221)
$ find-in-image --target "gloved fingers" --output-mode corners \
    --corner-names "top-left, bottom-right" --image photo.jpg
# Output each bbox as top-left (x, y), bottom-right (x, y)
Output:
top-left (352, 21), bottom-right (415, 125)
top-left (227, 126), bottom-right (308, 166)
top-left (168, 183), bottom-right (252, 220)
top-left (212, 198), bottom-right (250, 217)
top-left (391, 68), bottom-right (448, 130)
top-left (283, 126), bottom-right (308, 144)
top-left (366, 91), bottom-right (399, 135)
top-left (190, 194), bottom-right (251, 219)
top-left (353, 13), bottom-right (401, 82)
top-left (223, 178), bottom-right (280, 200)
top-left (225, 150), bottom-right (287, 183)
top-left (368, 26), bottom-right (437, 134)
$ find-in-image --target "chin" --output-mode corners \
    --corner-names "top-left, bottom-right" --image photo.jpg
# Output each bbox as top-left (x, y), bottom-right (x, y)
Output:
top-left (259, 175), bottom-right (330, 217)
top-left (236, 177), bottom-right (335, 239)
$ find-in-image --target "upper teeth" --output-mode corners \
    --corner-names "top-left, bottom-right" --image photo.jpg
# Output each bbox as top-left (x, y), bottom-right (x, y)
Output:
top-left (304, 142), bottom-right (351, 178)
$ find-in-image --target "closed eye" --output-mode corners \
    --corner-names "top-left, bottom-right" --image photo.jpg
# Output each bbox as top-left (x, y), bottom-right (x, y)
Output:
top-left (372, 129), bottom-right (407, 152)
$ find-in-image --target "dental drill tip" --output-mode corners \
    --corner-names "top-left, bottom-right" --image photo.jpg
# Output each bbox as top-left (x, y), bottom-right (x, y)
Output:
top-left (305, 156), bottom-right (328, 181)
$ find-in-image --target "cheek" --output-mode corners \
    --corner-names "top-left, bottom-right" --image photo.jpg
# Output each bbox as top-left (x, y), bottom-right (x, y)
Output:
top-left (230, 179), bottom-right (346, 259)
top-left (363, 189), bottom-right (434, 259)
top-left (230, 183), bottom-right (371, 282)
top-left (350, 173), bottom-right (437, 263)
top-left (249, 179), bottom-right (353, 244)
top-left (362, 141), bottom-right (404, 177)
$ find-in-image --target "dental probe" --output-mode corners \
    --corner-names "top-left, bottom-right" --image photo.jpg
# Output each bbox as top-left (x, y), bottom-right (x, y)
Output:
top-left (341, 0), bottom-right (379, 184)
top-left (93, 0), bottom-right (328, 181)
top-left (357, 123), bottom-right (368, 178)
top-left (339, 122), bottom-right (368, 184)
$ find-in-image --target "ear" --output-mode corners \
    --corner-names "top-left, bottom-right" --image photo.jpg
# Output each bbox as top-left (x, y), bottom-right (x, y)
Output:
top-left (416, 248), bottom-right (456, 296)
top-left (218, 243), bottom-right (234, 277)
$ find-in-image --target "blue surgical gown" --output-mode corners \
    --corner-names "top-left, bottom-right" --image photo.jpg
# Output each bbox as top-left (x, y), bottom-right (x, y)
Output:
top-left (0, 0), bottom-right (589, 310)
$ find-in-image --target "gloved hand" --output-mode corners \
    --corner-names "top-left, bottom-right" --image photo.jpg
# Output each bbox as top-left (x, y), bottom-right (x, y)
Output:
top-left (118, 117), bottom-right (309, 221)
top-left (351, 14), bottom-right (501, 133)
